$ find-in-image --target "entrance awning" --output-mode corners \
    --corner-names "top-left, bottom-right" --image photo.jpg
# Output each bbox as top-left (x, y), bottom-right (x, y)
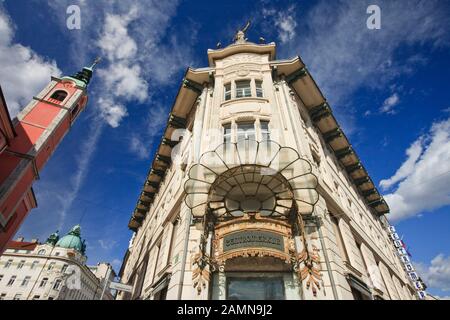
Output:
top-left (184, 139), bottom-right (319, 220)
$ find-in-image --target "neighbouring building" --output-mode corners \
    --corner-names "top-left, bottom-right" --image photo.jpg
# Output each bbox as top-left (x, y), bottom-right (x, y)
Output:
top-left (0, 59), bottom-right (99, 253)
top-left (117, 25), bottom-right (426, 300)
top-left (0, 225), bottom-right (115, 300)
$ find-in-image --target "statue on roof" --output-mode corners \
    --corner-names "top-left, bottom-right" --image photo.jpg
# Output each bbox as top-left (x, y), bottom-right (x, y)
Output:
top-left (46, 231), bottom-right (59, 246)
top-left (233, 20), bottom-right (251, 44)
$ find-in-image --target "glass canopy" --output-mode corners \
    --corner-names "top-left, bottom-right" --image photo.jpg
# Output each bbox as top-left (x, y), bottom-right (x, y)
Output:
top-left (184, 140), bottom-right (319, 220)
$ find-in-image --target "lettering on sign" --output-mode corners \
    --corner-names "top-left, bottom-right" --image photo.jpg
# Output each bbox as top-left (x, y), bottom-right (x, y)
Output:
top-left (223, 230), bottom-right (284, 252)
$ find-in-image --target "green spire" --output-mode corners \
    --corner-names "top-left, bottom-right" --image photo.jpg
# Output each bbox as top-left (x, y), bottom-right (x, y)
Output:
top-left (46, 231), bottom-right (59, 246)
top-left (62, 57), bottom-right (101, 88)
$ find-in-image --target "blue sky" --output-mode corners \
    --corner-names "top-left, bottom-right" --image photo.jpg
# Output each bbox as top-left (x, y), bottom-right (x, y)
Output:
top-left (0, 0), bottom-right (449, 298)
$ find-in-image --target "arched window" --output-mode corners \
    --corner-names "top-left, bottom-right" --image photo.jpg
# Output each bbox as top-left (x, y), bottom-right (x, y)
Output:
top-left (50, 90), bottom-right (68, 102)
top-left (38, 249), bottom-right (46, 255)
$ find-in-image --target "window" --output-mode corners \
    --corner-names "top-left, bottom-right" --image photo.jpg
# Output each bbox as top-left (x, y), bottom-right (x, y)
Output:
top-left (237, 122), bottom-right (255, 141)
top-left (53, 279), bottom-right (62, 290)
top-left (224, 83), bottom-right (231, 101)
top-left (0, 275), bottom-right (3, 282)
top-left (168, 219), bottom-right (179, 265)
top-left (223, 123), bottom-right (232, 144)
top-left (49, 90), bottom-right (67, 102)
top-left (330, 214), bottom-right (349, 262)
top-left (17, 260), bottom-right (25, 269)
top-left (61, 264), bottom-right (69, 273)
top-left (13, 294), bottom-right (22, 300)
top-left (255, 80), bottom-right (263, 98)
top-left (235, 80), bottom-right (251, 98)
top-left (21, 276), bottom-right (31, 287)
top-left (7, 276), bottom-right (16, 286)
top-left (5, 259), bottom-right (13, 268)
top-left (31, 261), bottom-right (39, 269)
top-left (0, 293), bottom-right (6, 300)
top-left (32, 295), bottom-right (40, 300)
top-left (55, 252), bottom-right (60, 256)
top-left (227, 275), bottom-right (286, 300)
top-left (39, 277), bottom-right (48, 288)
top-left (48, 262), bottom-right (55, 271)
top-left (260, 121), bottom-right (270, 141)
top-left (38, 249), bottom-right (46, 255)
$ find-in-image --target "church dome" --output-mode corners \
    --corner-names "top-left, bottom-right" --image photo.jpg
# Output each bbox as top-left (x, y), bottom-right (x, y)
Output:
top-left (56, 225), bottom-right (86, 253)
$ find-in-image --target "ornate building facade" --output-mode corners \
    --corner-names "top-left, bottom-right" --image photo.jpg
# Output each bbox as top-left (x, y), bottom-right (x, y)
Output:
top-left (0, 225), bottom-right (115, 300)
top-left (118, 28), bottom-right (425, 300)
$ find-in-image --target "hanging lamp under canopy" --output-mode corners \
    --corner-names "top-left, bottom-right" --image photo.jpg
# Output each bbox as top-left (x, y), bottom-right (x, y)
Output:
top-left (184, 139), bottom-right (319, 220)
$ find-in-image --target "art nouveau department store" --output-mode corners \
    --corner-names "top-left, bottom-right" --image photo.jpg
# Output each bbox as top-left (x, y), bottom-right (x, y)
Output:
top-left (117, 35), bottom-right (425, 300)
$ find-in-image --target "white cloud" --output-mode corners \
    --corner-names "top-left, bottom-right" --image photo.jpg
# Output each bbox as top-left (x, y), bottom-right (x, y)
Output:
top-left (383, 117), bottom-right (450, 222)
top-left (98, 239), bottom-right (117, 250)
top-left (262, 0), bottom-right (450, 132)
top-left (95, 7), bottom-right (148, 126)
top-left (380, 93), bottom-right (400, 114)
top-left (97, 97), bottom-right (128, 128)
top-left (0, 9), bottom-right (61, 116)
top-left (129, 135), bottom-right (149, 160)
top-left (263, 6), bottom-right (297, 44)
top-left (415, 254), bottom-right (450, 292)
top-left (380, 138), bottom-right (423, 189)
top-left (47, 0), bottom-right (196, 128)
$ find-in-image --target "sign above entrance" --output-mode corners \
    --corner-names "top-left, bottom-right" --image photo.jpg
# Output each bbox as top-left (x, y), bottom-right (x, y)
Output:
top-left (223, 230), bottom-right (284, 252)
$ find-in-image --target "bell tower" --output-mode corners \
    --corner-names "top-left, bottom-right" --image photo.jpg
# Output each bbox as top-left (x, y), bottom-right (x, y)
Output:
top-left (0, 58), bottom-right (100, 253)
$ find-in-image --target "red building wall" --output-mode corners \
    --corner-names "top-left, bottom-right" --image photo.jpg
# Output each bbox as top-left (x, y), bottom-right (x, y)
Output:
top-left (0, 77), bottom-right (88, 253)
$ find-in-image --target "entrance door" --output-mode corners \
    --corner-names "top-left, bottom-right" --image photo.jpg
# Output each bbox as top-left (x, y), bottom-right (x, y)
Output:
top-left (227, 275), bottom-right (285, 300)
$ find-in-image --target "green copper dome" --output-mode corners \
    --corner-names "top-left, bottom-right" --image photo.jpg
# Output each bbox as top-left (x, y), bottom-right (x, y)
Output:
top-left (56, 225), bottom-right (86, 254)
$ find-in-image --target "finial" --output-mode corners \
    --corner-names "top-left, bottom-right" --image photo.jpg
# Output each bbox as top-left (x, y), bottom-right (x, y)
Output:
top-left (259, 37), bottom-right (266, 44)
top-left (89, 57), bottom-right (101, 70)
top-left (216, 42), bottom-right (222, 48)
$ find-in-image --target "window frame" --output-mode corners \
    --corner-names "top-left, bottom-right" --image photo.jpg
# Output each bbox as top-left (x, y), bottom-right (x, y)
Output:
top-left (255, 80), bottom-right (264, 98)
top-left (7, 275), bottom-right (16, 286)
top-left (49, 90), bottom-right (68, 103)
top-left (39, 277), bottom-right (48, 288)
top-left (224, 83), bottom-right (232, 101)
top-left (235, 80), bottom-right (252, 98)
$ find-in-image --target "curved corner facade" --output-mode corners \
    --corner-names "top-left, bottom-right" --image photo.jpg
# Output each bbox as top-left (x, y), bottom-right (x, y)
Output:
top-left (118, 40), bottom-right (421, 300)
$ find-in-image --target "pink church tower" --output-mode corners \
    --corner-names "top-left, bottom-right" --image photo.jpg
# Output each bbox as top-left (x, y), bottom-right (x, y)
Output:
top-left (0, 59), bottom-right (100, 253)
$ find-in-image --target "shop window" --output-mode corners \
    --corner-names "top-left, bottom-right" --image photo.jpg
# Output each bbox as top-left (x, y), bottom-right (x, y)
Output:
top-left (227, 275), bottom-right (285, 300)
